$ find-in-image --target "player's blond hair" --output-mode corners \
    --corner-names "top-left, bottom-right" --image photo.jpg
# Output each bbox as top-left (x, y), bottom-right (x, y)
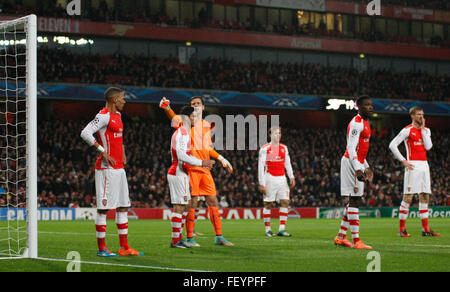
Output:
top-left (409, 106), bottom-right (423, 116)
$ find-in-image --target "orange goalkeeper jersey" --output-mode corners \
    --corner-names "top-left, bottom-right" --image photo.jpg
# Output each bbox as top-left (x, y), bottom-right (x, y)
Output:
top-left (165, 107), bottom-right (220, 173)
top-left (189, 119), bottom-right (213, 174)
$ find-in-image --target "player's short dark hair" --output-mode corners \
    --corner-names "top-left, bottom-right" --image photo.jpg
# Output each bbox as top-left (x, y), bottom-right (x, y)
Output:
top-left (104, 87), bottom-right (124, 102)
top-left (409, 106), bottom-right (423, 115)
top-left (356, 95), bottom-right (371, 107)
top-left (190, 95), bottom-right (204, 105)
top-left (180, 105), bottom-right (195, 117)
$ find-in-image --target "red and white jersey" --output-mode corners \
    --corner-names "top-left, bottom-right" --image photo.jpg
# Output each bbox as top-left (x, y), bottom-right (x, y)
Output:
top-left (344, 114), bottom-right (371, 171)
top-left (389, 124), bottom-right (432, 162)
top-left (258, 143), bottom-right (294, 186)
top-left (168, 127), bottom-right (202, 176)
top-left (80, 107), bottom-right (124, 170)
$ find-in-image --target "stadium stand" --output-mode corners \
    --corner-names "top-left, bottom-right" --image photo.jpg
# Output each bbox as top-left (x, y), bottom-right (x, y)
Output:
top-left (37, 46), bottom-right (450, 102)
top-left (1, 1), bottom-right (449, 48)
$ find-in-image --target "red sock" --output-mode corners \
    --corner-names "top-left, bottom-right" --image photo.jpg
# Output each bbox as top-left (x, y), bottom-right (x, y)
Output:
top-left (95, 224), bottom-right (107, 251)
top-left (171, 212), bottom-right (183, 244)
top-left (116, 211), bottom-right (130, 250)
top-left (400, 219), bottom-right (406, 231)
top-left (117, 223), bottom-right (130, 250)
top-left (179, 212), bottom-right (187, 241)
top-left (421, 218), bottom-right (430, 232)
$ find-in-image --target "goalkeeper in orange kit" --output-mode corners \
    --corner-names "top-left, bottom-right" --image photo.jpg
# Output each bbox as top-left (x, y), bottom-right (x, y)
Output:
top-left (160, 96), bottom-right (234, 247)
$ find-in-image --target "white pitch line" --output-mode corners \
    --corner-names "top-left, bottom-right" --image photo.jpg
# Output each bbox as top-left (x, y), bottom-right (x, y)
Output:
top-left (1, 254), bottom-right (214, 272)
top-left (34, 257), bottom-right (214, 272)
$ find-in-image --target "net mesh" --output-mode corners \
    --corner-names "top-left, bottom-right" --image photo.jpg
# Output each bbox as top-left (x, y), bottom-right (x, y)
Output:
top-left (0, 19), bottom-right (28, 257)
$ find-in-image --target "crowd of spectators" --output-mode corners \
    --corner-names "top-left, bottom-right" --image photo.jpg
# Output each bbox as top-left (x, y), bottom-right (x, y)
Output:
top-left (2, 113), bottom-right (447, 209)
top-left (37, 46), bottom-right (450, 102)
top-left (1, 0), bottom-right (449, 49)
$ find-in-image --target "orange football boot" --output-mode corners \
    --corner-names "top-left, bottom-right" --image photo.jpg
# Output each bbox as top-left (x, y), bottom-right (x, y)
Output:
top-left (352, 240), bottom-right (373, 249)
top-left (334, 236), bottom-right (352, 247)
top-left (118, 248), bottom-right (144, 256)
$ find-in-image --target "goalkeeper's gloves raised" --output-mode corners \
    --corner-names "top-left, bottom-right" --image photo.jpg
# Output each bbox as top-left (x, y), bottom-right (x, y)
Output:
top-left (218, 155), bottom-right (233, 174)
top-left (159, 97), bottom-right (171, 111)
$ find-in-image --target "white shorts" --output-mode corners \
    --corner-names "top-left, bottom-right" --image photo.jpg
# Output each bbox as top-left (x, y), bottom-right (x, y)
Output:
top-left (340, 156), bottom-right (364, 197)
top-left (167, 174), bottom-right (191, 205)
top-left (263, 173), bottom-right (290, 202)
top-left (95, 168), bottom-right (130, 210)
top-left (404, 161), bottom-right (431, 194)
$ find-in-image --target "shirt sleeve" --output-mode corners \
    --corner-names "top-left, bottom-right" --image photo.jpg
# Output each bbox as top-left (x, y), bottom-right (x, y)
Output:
top-left (364, 159), bottom-right (370, 169)
top-left (80, 113), bottom-right (109, 146)
top-left (284, 146), bottom-right (294, 179)
top-left (421, 127), bottom-right (432, 151)
top-left (258, 147), bottom-right (267, 187)
top-left (388, 128), bottom-right (409, 162)
top-left (176, 133), bottom-right (202, 167)
top-left (346, 121), bottom-right (364, 171)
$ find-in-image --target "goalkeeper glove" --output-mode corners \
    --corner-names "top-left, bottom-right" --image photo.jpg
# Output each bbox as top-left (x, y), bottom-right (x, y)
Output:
top-left (218, 155), bottom-right (233, 173)
top-left (159, 97), bottom-right (171, 111)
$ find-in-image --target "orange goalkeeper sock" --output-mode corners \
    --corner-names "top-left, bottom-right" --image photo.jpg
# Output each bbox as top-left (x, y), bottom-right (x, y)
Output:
top-left (186, 208), bottom-right (196, 238)
top-left (208, 206), bottom-right (222, 236)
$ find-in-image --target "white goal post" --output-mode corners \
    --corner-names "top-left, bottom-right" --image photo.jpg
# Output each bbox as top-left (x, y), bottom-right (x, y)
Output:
top-left (0, 15), bottom-right (37, 259)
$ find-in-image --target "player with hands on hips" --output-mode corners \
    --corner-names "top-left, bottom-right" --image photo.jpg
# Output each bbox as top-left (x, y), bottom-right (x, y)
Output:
top-left (334, 95), bottom-right (374, 250)
top-left (80, 87), bottom-right (144, 257)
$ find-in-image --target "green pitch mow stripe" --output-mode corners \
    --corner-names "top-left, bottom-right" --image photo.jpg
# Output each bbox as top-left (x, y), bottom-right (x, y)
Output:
top-left (0, 218), bottom-right (448, 272)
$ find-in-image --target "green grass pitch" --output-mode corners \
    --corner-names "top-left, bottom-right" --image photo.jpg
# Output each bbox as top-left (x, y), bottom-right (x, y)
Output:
top-left (0, 218), bottom-right (449, 272)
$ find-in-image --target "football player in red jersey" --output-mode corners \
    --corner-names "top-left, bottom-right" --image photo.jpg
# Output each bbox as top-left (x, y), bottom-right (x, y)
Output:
top-left (258, 126), bottom-right (295, 237)
top-left (81, 87), bottom-right (144, 257)
top-left (389, 106), bottom-right (440, 237)
top-left (334, 96), bottom-right (374, 249)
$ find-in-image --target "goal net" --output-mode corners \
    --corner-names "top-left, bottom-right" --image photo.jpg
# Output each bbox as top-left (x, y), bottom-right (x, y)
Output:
top-left (0, 15), bottom-right (37, 258)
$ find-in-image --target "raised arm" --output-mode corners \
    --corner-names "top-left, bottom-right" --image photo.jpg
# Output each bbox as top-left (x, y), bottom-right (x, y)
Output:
top-left (421, 127), bottom-right (432, 151)
top-left (159, 97), bottom-right (177, 120)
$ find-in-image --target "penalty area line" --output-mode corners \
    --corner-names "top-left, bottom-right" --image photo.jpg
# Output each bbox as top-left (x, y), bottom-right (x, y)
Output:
top-left (25, 257), bottom-right (214, 272)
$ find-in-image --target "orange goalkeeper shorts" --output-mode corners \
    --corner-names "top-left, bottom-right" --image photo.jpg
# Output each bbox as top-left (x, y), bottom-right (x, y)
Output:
top-left (189, 169), bottom-right (216, 197)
